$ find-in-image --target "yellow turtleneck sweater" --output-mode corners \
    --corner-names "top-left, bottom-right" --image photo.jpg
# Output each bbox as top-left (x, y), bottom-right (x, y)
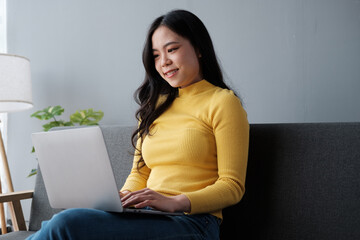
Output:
top-left (121, 80), bottom-right (249, 219)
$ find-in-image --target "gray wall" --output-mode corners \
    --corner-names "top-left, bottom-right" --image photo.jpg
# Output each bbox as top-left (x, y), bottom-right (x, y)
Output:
top-left (6, 0), bottom-right (360, 220)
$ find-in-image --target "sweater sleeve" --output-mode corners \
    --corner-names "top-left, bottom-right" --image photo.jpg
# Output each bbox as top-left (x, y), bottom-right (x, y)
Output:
top-left (120, 138), bottom-right (151, 192)
top-left (184, 92), bottom-right (249, 214)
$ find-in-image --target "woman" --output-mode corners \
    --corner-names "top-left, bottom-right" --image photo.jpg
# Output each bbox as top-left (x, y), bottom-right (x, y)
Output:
top-left (27, 9), bottom-right (249, 240)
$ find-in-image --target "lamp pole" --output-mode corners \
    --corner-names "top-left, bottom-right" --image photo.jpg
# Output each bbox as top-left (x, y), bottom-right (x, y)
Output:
top-left (0, 124), bottom-right (6, 233)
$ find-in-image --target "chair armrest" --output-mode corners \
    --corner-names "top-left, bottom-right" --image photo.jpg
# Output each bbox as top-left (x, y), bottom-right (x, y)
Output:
top-left (0, 190), bottom-right (34, 203)
top-left (0, 190), bottom-right (34, 231)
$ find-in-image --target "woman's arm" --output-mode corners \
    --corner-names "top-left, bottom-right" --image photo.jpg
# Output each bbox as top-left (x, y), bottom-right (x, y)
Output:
top-left (184, 93), bottom-right (249, 214)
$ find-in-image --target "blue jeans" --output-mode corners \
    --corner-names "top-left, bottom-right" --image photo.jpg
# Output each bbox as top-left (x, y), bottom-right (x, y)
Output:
top-left (26, 208), bottom-right (221, 240)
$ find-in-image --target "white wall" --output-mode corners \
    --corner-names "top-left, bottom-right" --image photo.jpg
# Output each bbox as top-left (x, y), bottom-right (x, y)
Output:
top-left (5, 0), bottom-right (360, 220)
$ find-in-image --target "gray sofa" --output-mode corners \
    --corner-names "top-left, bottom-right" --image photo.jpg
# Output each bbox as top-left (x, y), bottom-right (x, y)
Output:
top-left (0, 123), bottom-right (359, 239)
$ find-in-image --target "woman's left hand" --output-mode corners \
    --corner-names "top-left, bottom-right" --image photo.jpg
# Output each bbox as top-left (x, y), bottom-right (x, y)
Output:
top-left (121, 188), bottom-right (191, 213)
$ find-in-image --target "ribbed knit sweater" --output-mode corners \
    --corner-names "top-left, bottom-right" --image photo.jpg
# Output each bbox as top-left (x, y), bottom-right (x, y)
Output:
top-left (121, 80), bottom-right (249, 219)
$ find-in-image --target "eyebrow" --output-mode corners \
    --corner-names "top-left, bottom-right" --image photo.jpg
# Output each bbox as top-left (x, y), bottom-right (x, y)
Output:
top-left (152, 41), bottom-right (180, 52)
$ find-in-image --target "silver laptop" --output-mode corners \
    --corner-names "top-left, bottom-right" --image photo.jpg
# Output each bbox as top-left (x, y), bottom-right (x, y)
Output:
top-left (31, 126), bottom-right (183, 216)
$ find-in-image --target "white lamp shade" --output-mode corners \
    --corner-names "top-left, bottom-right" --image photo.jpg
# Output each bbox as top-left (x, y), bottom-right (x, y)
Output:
top-left (0, 53), bottom-right (33, 112)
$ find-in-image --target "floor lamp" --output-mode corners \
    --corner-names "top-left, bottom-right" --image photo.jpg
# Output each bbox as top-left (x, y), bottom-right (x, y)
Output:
top-left (0, 53), bottom-right (33, 234)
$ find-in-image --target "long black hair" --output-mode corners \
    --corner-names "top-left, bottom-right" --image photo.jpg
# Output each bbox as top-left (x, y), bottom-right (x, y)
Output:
top-left (132, 9), bottom-right (233, 169)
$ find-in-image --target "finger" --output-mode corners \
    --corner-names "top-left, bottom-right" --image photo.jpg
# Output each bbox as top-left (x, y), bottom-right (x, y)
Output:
top-left (121, 192), bottom-right (136, 202)
top-left (122, 193), bottom-right (153, 208)
top-left (134, 199), bottom-right (154, 209)
top-left (121, 188), bottom-right (151, 202)
top-left (124, 193), bottom-right (171, 212)
top-left (119, 190), bottom-right (130, 199)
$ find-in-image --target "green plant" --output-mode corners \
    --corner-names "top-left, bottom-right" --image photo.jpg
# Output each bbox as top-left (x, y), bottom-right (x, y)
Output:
top-left (28, 105), bottom-right (104, 177)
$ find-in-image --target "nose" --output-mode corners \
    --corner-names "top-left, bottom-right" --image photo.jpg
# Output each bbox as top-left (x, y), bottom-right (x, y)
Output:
top-left (160, 54), bottom-right (171, 67)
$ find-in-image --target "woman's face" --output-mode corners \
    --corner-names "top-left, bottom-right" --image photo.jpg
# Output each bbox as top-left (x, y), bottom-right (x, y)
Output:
top-left (152, 26), bottom-right (202, 89)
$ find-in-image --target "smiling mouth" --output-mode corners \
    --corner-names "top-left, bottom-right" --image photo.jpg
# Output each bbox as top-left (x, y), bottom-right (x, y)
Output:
top-left (164, 69), bottom-right (179, 78)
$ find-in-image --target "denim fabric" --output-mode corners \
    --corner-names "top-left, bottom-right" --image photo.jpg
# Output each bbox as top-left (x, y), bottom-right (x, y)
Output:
top-left (26, 208), bottom-right (221, 240)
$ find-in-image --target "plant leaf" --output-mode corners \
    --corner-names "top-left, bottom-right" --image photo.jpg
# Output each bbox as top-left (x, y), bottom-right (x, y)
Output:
top-left (31, 105), bottom-right (64, 121)
top-left (27, 169), bottom-right (38, 178)
top-left (49, 105), bottom-right (64, 116)
top-left (42, 120), bottom-right (71, 131)
top-left (70, 109), bottom-right (104, 126)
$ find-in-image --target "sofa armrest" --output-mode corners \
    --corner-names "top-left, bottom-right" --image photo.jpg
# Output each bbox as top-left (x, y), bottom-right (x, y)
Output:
top-left (0, 190), bottom-right (34, 203)
top-left (0, 190), bottom-right (34, 231)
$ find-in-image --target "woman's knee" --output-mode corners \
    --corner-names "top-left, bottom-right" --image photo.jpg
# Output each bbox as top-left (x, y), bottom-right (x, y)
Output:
top-left (51, 209), bottom-right (81, 226)
top-left (43, 209), bottom-right (91, 238)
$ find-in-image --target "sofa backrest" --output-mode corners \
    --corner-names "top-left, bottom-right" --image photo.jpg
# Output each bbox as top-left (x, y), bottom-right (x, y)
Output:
top-left (220, 123), bottom-right (360, 240)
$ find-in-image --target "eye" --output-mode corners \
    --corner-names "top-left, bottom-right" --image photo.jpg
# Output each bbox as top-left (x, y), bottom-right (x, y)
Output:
top-left (153, 54), bottom-right (159, 59)
top-left (168, 47), bottom-right (179, 53)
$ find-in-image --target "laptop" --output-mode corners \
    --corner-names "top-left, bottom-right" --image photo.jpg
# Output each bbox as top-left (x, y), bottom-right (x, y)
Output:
top-left (31, 126), bottom-right (183, 216)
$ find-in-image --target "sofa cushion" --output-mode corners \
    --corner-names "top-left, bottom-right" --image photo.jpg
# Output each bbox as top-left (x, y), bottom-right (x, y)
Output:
top-left (0, 231), bottom-right (35, 240)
